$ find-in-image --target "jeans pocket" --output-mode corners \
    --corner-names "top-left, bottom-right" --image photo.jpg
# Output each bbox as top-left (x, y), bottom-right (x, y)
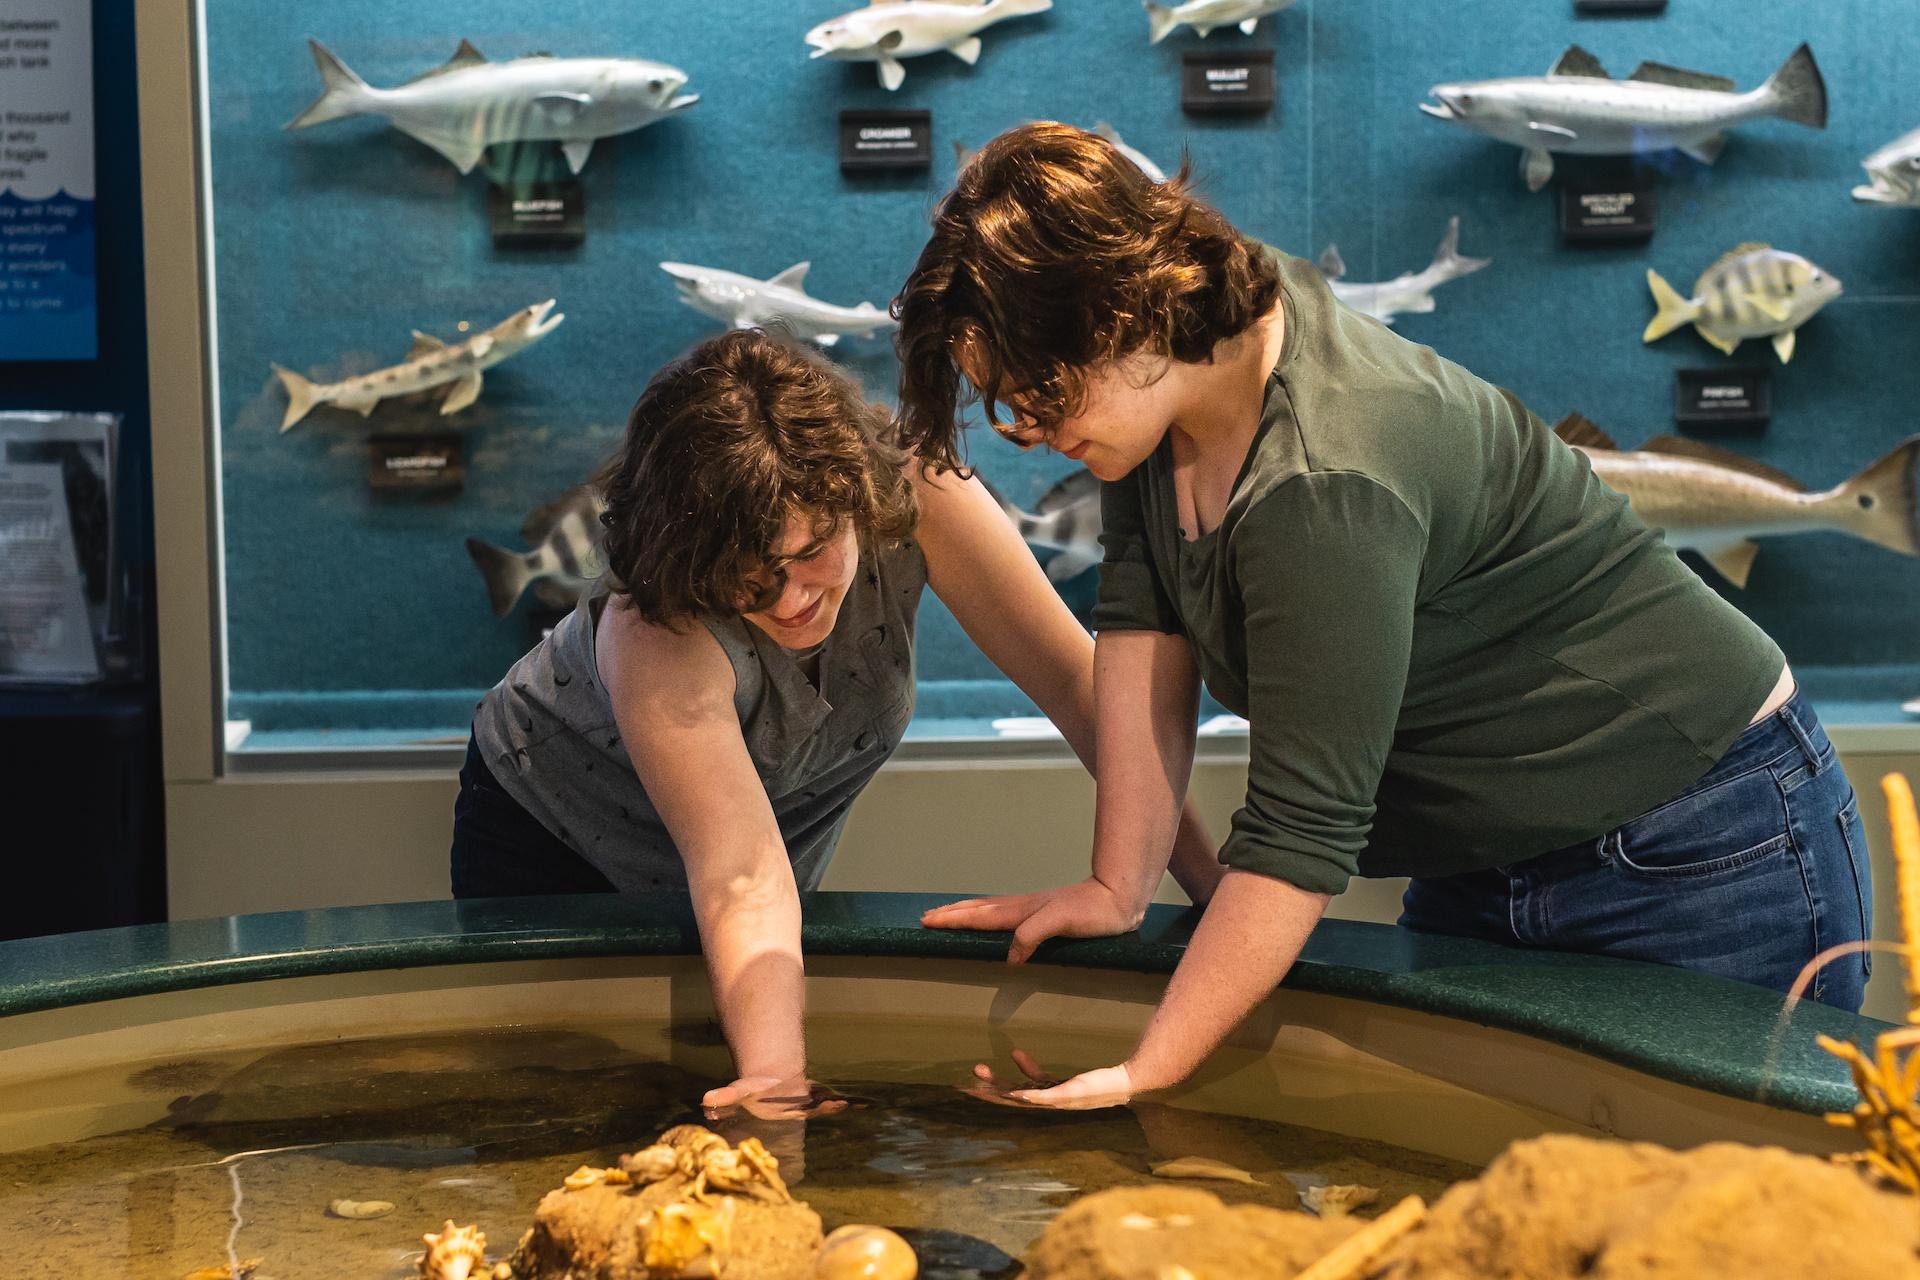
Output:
top-left (1606, 765), bottom-right (1789, 879)
top-left (1836, 793), bottom-right (1873, 979)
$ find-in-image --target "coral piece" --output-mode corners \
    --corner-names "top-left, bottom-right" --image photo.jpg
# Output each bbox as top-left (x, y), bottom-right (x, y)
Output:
top-left (421, 1221), bottom-right (488, 1280)
top-left (1024, 1185), bottom-right (1360, 1280)
top-left (1373, 1134), bottom-right (1920, 1278)
top-left (182, 1260), bottom-right (261, 1280)
top-left (1819, 772), bottom-right (1920, 1194)
top-left (506, 1126), bottom-right (821, 1280)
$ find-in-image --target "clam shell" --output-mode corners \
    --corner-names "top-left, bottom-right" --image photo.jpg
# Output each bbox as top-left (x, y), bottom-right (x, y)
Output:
top-left (815, 1225), bottom-right (918, 1280)
top-left (328, 1198), bottom-right (396, 1219)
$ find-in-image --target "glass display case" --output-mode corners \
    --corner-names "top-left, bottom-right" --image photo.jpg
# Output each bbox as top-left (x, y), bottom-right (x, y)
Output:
top-left (192, 0), bottom-right (1919, 768)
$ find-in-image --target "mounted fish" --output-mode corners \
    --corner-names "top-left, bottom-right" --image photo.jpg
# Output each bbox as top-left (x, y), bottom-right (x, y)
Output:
top-left (466, 485), bottom-right (608, 617)
top-left (1093, 122), bottom-right (1169, 182)
top-left (1854, 126), bottom-right (1920, 207)
top-left (805, 0), bottom-right (1053, 92)
top-left (982, 468), bottom-right (1102, 583)
top-left (286, 39), bottom-right (698, 175)
top-left (1317, 217), bottom-right (1490, 325)
top-left (272, 300), bottom-right (563, 433)
top-left (1420, 44), bottom-right (1826, 192)
top-left (954, 122), bottom-right (1168, 182)
top-left (1144, 0), bottom-right (1297, 44)
top-left (1555, 413), bottom-right (1920, 588)
top-left (1643, 243), bottom-right (1839, 362)
top-left (659, 261), bottom-right (895, 347)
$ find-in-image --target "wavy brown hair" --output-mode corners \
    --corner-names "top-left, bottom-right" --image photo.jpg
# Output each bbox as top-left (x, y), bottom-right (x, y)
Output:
top-left (892, 121), bottom-right (1281, 472)
top-left (597, 330), bottom-right (916, 626)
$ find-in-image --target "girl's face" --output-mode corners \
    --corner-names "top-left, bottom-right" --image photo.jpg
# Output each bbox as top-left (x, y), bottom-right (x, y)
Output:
top-left (972, 350), bottom-right (1183, 482)
top-left (742, 513), bottom-right (861, 650)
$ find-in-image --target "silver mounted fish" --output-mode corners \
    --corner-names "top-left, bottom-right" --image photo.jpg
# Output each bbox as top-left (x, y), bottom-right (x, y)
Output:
top-left (272, 300), bottom-right (563, 433)
top-left (466, 485), bottom-right (608, 617)
top-left (1853, 126), bottom-right (1920, 207)
top-left (1316, 217), bottom-right (1490, 325)
top-left (983, 469), bottom-right (1102, 583)
top-left (1420, 44), bottom-right (1827, 192)
top-left (286, 39), bottom-right (698, 175)
top-left (1904, 694), bottom-right (1920, 717)
top-left (659, 260), bottom-right (895, 347)
top-left (805, 0), bottom-right (1052, 92)
top-left (954, 121), bottom-right (1168, 182)
top-left (1556, 413), bottom-right (1920, 588)
top-left (1144, 0), bottom-right (1296, 44)
top-left (1643, 243), bottom-right (1840, 363)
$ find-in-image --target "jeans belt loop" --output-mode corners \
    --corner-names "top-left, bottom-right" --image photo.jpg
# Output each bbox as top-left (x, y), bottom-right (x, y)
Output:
top-left (1779, 698), bottom-right (1823, 771)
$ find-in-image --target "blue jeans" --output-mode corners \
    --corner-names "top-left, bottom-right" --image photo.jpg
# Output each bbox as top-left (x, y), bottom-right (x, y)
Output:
top-left (1400, 688), bottom-right (1873, 1011)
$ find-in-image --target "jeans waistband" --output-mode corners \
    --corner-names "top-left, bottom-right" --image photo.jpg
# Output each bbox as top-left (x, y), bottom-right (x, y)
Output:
top-left (1701, 684), bottom-right (1826, 780)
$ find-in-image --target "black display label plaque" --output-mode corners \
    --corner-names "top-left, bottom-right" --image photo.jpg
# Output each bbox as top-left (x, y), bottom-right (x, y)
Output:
top-left (369, 432), bottom-right (465, 494)
top-left (839, 110), bottom-right (933, 171)
top-left (1559, 181), bottom-right (1657, 244)
top-left (489, 180), bottom-right (585, 249)
top-left (1674, 366), bottom-right (1771, 430)
top-left (1181, 50), bottom-right (1275, 116)
top-left (1575, 0), bottom-right (1668, 13)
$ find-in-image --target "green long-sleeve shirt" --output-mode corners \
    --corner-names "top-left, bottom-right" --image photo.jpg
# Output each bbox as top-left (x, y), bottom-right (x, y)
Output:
top-left (1094, 249), bottom-right (1786, 895)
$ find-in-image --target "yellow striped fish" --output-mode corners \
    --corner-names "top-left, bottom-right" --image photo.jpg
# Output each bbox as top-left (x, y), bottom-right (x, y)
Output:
top-left (1643, 243), bottom-right (1841, 362)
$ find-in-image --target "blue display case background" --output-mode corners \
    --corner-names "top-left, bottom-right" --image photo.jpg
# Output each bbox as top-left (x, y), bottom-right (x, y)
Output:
top-left (205, 0), bottom-right (1920, 748)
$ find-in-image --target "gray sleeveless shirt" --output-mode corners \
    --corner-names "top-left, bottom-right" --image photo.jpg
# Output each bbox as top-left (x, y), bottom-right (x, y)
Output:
top-left (472, 537), bottom-right (925, 893)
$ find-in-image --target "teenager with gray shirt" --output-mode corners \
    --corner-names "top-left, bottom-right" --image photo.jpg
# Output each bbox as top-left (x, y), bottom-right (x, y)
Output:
top-left (894, 123), bottom-right (1874, 1108)
top-left (456, 330), bottom-right (1220, 1111)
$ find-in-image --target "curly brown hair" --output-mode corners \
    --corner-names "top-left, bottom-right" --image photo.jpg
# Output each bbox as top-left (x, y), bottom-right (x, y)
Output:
top-left (892, 121), bottom-right (1281, 473)
top-left (597, 330), bottom-right (916, 626)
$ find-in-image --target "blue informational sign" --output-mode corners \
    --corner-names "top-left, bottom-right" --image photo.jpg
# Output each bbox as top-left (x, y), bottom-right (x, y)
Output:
top-left (0, 0), bottom-right (96, 361)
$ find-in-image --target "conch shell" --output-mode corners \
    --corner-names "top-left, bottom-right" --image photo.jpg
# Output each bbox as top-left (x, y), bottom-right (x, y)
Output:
top-left (420, 1221), bottom-right (487, 1280)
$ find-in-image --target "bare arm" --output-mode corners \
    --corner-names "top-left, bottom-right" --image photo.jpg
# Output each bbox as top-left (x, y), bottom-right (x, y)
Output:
top-left (1087, 627), bottom-right (1205, 916)
top-left (912, 469), bottom-right (1222, 949)
top-left (596, 603), bottom-right (805, 1096)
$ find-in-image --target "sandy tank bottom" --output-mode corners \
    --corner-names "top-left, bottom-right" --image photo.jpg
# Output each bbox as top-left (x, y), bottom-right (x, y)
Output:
top-left (0, 1017), bottom-right (1473, 1280)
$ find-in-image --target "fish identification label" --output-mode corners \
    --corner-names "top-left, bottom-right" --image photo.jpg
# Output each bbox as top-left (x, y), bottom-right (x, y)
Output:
top-left (1181, 51), bottom-right (1275, 116)
top-left (1560, 182), bottom-right (1657, 244)
top-left (839, 110), bottom-right (932, 172)
top-left (369, 432), bottom-right (465, 495)
top-left (1575, 0), bottom-right (1668, 13)
top-left (488, 179), bottom-right (585, 249)
top-left (1673, 367), bottom-right (1770, 430)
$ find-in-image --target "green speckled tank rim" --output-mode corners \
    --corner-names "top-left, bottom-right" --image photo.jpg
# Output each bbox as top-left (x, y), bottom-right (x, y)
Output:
top-left (0, 892), bottom-right (1890, 1117)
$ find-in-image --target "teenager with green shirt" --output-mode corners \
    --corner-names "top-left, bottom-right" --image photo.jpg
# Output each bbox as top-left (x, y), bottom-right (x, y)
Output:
top-left (893, 122), bottom-right (1874, 1108)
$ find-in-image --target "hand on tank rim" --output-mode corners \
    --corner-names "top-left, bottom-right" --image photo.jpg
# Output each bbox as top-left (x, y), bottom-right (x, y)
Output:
top-left (920, 877), bottom-right (1147, 964)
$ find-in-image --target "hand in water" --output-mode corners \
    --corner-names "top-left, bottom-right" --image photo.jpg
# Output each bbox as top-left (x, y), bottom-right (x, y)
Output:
top-left (703, 1075), bottom-right (852, 1121)
top-left (702, 1076), bottom-right (855, 1185)
top-left (964, 1048), bottom-right (1136, 1111)
top-left (920, 878), bottom-right (1144, 963)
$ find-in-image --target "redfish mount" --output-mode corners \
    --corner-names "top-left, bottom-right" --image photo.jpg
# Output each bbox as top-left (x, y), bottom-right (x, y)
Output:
top-left (1554, 413), bottom-right (1920, 589)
